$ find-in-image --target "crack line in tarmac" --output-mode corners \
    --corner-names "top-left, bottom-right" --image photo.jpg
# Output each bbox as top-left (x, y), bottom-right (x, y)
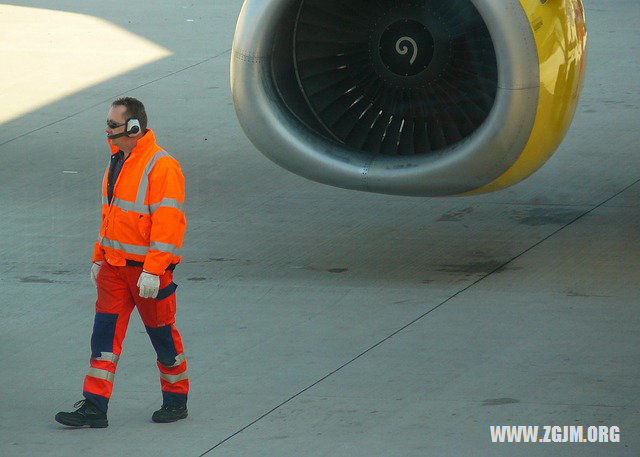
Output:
top-left (0, 49), bottom-right (231, 148)
top-left (198, 177), bottom-right (640, 456)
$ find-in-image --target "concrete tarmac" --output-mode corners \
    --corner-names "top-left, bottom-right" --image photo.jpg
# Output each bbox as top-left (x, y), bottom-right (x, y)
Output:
top-left (0, 1), bottom-right (638, 456)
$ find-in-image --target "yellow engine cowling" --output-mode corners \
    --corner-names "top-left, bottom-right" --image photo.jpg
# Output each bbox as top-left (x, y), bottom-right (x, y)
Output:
top-left (469, 0), bottom-right (588, 194)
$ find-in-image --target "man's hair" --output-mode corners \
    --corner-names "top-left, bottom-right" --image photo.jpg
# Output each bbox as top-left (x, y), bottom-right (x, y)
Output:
top-left (112, 97), bottom-right (148, 131)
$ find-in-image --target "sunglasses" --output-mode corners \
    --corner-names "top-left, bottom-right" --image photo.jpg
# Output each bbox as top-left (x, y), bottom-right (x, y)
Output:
top-left (106, 120), bottom-right (126, 129)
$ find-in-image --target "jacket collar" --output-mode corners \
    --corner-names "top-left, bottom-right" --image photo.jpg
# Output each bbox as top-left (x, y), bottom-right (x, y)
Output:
top-left (108, 129), bottom-right (157, 156)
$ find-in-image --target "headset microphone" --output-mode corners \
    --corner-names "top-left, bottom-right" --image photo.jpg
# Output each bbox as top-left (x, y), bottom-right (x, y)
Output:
top-left (107, 130), bottom-right (132, 139)
top-left (108, 118), bottom-right (141, 139)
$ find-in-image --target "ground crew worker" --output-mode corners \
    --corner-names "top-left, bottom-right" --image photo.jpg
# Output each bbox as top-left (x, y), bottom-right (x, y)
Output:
top-left (55, 97), bottom-right (189, 427)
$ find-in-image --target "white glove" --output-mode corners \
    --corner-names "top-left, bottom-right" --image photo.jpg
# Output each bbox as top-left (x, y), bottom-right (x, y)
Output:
top-left (90, 262), bottom-right (102, 287)
top-left (137, 271), bottom-right (160, 298)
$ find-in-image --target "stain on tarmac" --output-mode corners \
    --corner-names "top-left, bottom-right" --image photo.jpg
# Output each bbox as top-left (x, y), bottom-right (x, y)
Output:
top-left (482, 398), bottom-right (520, 406)
top-left (567, 290), bottom-right (613, 298)
top-left (437, 260), bottom-right (506, 274)
top-left (300, 265), bottom-right (349, 274)
top-left (511, 207), bottom-right (584, 226)
top-left (438, 207), bottom-right (474, 222)
top-left (20, 276), bottom-right (54, 283)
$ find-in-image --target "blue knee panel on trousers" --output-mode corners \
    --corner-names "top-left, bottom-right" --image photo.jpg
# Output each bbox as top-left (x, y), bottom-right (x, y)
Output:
top-left (145, 325), bottom-right (178, 367)
top-left (91, 313), bottom-right (118, 359)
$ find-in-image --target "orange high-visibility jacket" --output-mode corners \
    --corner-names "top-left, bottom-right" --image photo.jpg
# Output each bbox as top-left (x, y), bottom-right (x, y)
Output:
top-left (92, 129), bottom-right (186, 276)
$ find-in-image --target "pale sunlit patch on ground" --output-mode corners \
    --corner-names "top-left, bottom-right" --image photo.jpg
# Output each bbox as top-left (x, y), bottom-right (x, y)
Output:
top-left (0, 5), bottom-right (172, 124)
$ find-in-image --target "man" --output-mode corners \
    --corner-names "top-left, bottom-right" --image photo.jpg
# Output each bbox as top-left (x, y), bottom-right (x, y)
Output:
top-left (55, 97), bottom-right (189, 428)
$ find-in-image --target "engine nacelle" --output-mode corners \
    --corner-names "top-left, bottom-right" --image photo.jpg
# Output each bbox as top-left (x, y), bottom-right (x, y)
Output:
top-left (231, 0), bottom-right (587, 196)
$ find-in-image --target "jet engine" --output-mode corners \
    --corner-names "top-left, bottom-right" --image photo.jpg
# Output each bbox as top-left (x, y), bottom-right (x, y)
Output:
top-left (231, 0), bottom-right (587, 196)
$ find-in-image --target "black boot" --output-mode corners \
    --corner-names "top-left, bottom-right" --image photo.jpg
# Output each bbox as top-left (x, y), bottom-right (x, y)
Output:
top-left (152, 403), bottom-right (188, 423)
top-left (55, 399), bottom-right (108, 428)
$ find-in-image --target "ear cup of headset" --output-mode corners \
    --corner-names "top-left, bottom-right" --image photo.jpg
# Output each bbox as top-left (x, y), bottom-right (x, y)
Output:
top-left (126, 118), bottom-right (141, 136)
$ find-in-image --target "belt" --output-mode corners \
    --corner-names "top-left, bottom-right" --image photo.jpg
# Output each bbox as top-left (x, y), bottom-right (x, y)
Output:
top-left (125, 259), bottom-right (176, 272)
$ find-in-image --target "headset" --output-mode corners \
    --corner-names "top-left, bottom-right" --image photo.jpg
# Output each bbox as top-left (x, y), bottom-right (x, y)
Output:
top-left (108, 118), bottom-right (141, 139)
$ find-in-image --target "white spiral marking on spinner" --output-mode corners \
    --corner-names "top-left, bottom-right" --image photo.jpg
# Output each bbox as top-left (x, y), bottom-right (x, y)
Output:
top-left (395, 36), bottom-right (418, 65)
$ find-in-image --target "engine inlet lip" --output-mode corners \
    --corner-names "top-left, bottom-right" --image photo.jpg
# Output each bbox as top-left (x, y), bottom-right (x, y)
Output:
top-left (231, 0), bottom-right (541, 195)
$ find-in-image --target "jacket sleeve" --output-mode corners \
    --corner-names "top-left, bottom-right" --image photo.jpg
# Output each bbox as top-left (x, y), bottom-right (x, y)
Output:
top-left (92, 241), bottom-right (105, 263)
top-left (143, 156), bottom-right (186, 275)
top-left (92, 165), bottom-right (110, 263)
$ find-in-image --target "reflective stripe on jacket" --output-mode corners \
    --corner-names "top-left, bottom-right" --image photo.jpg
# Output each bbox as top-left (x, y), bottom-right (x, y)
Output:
top-left (92, 129), bottom-right (186, 275)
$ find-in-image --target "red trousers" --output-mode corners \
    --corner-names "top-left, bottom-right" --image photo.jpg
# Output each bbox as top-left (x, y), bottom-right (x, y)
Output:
top-left (82, 262), bottom-right (189, 412)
